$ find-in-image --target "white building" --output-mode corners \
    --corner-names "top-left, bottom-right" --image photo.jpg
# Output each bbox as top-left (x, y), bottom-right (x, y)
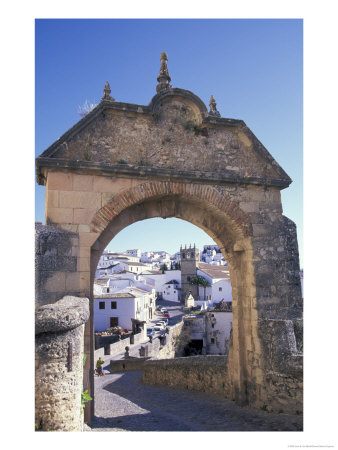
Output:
top-left (201, 245), bottom-right (227, 266)
top-left (161, 279), bottom-right (181, 302)
top-left (195, 263), bottom-right (232, 307)
top-left (142, 269), bottom-right (182, 301)
top-left (126, 249), bottom-right (141, 258)
top-left (95, 263), bottom-right (119, 278)
top-left (182, 304), bottom-right (233, 356)
top-left (94, 286), bottom-right (154, 332)
top-left (113, 261), bottom-right (152, 274)
top-left (205, 310), bottom-right (233, 355)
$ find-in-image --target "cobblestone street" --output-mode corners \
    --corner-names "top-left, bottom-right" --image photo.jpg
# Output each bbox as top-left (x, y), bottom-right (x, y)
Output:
top-left (87, 370), bottom-right (303, 432)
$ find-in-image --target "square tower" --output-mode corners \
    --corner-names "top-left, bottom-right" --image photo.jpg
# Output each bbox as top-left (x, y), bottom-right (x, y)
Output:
top-left (180, 244), bottom-right (200, 301)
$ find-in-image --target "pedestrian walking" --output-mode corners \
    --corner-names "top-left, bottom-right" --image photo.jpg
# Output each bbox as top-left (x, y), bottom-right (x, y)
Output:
top-left (96, 356), bottom-right (104, 376)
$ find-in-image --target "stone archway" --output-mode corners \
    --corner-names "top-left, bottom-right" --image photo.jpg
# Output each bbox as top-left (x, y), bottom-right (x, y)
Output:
top-left (36, 53), bottom-right (302, 426)
top-left (88, 181), bottom-right (258, 409)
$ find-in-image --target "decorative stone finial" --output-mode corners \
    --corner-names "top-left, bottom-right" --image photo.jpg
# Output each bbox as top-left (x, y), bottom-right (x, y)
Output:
top-left (209, 95), bottom-right (221, 117)
top-left (156, 52), bottom-right (172, 93)
top-left (102, 81), bottom-right (115, 101)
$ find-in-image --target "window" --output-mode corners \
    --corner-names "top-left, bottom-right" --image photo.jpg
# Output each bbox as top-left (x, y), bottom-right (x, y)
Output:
top-left (110, 317), bottom-right (118, 327)
top-left (187, 276), bottom-right (191, 282)
top-left (107, 288), bottom-right (110, 293)
top-left (219, 287), bottom-right (222, 292)
top-left (174, 291), bottom-right (176, 294)
top-left (99, 302), bottom-right (105, 309)
top-left (111, 301), bottom-right (117, 309)
top-left (211, 338), bottom-right (215, 344)
top-left (212, 324), bottom-right (215, 328)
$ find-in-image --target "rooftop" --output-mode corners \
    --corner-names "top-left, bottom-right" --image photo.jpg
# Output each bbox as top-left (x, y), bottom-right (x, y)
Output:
top-left (198, 262), bottom-right (230, 280)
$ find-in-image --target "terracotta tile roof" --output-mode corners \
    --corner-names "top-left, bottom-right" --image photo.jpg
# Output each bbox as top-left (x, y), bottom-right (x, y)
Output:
top-left (198, 262), bottom-right (230, 280)
top-left (94, 278), bottom-right (110, 285)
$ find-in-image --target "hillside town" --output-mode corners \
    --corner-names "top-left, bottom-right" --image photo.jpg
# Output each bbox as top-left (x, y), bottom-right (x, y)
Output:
top-left (93, 244), bottom-right (234, 357)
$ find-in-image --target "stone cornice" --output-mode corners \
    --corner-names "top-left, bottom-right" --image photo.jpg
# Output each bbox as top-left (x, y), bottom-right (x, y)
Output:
top-left (36, 157), bottom-right (292, 189)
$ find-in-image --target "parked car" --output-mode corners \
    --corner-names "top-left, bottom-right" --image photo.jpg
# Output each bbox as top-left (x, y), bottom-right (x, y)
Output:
top-left (158, 320), bottom-right (167, 327)
top-left (161, 318), bottom-right (169, 325)
top-left (163, 313), bottom-right (170, 319)
top-left (154, 322), bottom-right (166, 331)
top-left (160, 307), bottom-right (167, 312)
top-left (147, 327), bottom-right (155, 336)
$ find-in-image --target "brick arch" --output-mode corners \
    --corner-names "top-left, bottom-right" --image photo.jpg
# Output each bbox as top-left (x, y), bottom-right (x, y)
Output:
top-left (90, 180), bottom-right (252, 239)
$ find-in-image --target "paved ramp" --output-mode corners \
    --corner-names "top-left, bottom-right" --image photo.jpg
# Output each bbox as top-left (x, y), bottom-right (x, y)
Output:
top-left (88, 370), bottom-right (302, 432)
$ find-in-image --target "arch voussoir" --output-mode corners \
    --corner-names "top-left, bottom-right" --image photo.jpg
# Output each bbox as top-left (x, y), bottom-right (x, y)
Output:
top-left (91, 180), bottom-right (252, 240)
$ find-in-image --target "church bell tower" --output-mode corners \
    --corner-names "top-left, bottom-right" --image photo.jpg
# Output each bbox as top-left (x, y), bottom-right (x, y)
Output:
top-left (180, 244), bottom-right (200, 301)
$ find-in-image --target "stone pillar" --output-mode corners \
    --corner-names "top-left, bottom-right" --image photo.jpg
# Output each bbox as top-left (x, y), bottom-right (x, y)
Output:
top-left (35, 223), bottom-right (80, 307)
top-left (251, 215), bottom-right (303, 413)
top-left (35, 296), bottom-right (89, 431)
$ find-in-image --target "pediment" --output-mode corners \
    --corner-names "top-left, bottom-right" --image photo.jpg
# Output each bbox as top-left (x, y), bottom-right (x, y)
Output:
top-left (36, 88), bottom-right (291, 188)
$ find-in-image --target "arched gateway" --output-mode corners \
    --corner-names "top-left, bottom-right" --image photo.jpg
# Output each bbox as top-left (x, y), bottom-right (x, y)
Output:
top-left (36, 53), bottom-right (303, 427)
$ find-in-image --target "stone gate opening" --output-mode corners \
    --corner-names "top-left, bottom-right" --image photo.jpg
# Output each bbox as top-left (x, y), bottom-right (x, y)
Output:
top-left (35, 52), bottom-right (302, 429)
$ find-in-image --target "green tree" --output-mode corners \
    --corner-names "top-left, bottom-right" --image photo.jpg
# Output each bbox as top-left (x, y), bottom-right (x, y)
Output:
top-left (160, 263), bottom-right (168, 273)
top-left (189, 275), bottom-right (211, 301)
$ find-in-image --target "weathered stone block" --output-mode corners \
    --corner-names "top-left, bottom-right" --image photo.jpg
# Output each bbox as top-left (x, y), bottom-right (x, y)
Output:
top-left (79, 232), bottom-right (100, 248)
top-left (72, 174), bottom-right (94, 191)
top-left (65, 272), bottom-right (80, 291)
top-left (46, 207), bottom-right (73, 224)
top-left (59, 191), bottom-right (101, 210)
top-left (47, 172), bottom-right (73, 191)
top-left (78, 224), bottom-right (91, 233)
top-left (43, 271), bottom-right (66, 293)
top-left (73, 208), bottom-right (96, 225)
top-left (37, 255), bottom-right (77, 272)
top-left (77, 257), bottom-right (90, 272)
top-left (239, 201), bottom-right (260, 213)
top-left (46, 190), bottom-right (59, 208)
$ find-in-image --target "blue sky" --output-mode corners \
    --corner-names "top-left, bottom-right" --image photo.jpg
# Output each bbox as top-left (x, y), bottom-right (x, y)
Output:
top-left (35, 19), bottom-right (303, 264)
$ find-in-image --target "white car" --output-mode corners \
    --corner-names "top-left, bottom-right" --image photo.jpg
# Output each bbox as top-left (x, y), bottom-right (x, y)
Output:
top-left (154, 322), bottom-right (165, 331)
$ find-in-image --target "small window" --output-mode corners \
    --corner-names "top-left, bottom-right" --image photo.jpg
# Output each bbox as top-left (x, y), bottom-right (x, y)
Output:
top-left (110, 317), bottom-right (118, 327)
top-left (107, 288), bottom-right (110, 293)
top-left (187, 276), bottom-right (191, 282)
top-left (211, 338), bottom-right (215, 344)
top-left (111, 301), bottom-right (117, 309)
top-left (219, 287), bottom-right (222, 292)
top-left (99, 302), bottom-right (105, 310)
top-left (212, 324), bottom-right (215, 328)
top-left (174, 291), bottom-right (176, 294)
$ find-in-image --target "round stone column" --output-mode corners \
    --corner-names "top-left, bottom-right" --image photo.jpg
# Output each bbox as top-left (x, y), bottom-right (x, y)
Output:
top-left (35, 296), bottom-right (89, 431)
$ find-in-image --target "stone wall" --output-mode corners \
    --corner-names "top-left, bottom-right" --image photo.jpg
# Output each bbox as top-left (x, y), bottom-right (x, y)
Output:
top-left (143, 356), bottom-right (229, 395)
top-left (94, 347), bottom-right (105, 360)
top-left (35, 296), bottom-right (89, 431)
top-left (97, 322), bottom-right (184, 360)
top-left (110, 358), bottom-right (150, 373)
